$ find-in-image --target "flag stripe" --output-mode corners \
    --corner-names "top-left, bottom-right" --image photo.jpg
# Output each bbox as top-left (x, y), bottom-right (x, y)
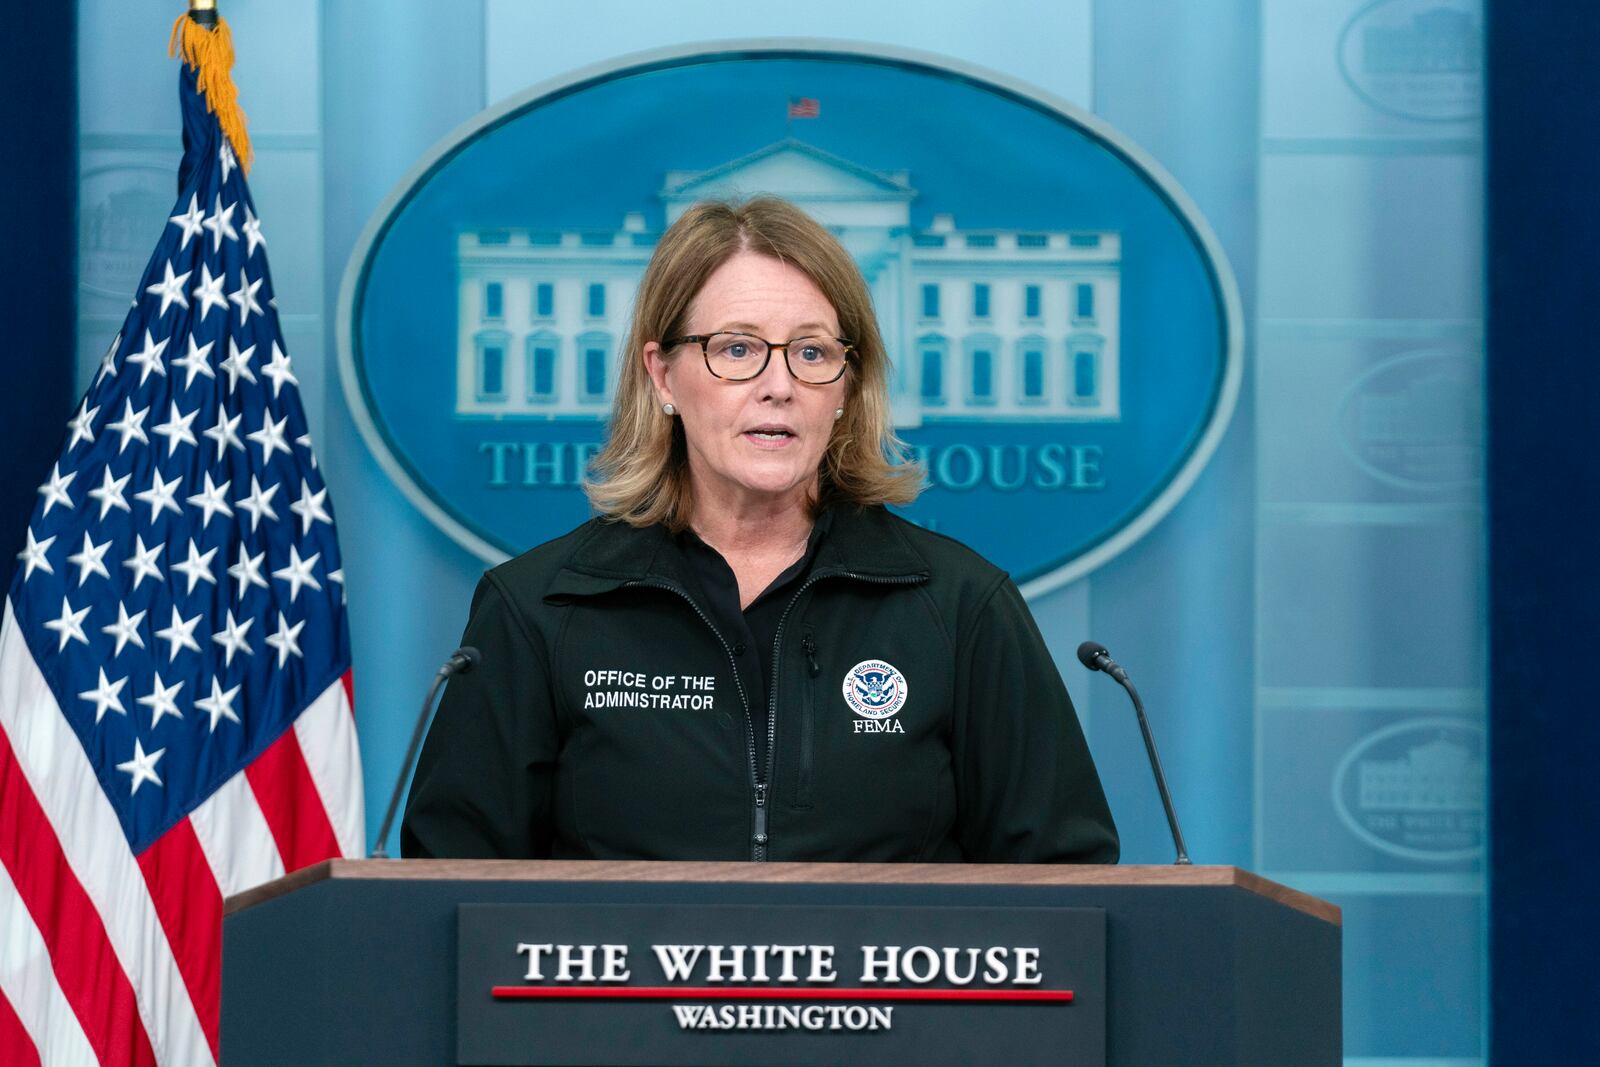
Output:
top-left (294, 676), bottom-right (365, 858)
top-left (0, 603), bottom-right (214, 1067)
top-left (245, 722), bottom-right (343, 873)
top-left (0, 970), bottom-right (45, 1067)
top-left (188, 769), bottom-right (285, 897)
top-left (0, 859), bottom-right (91, 1067)
top-left (0, 725), bottom-right (157, 1067)
top-left (137, 820), bottom-right (222, 1061)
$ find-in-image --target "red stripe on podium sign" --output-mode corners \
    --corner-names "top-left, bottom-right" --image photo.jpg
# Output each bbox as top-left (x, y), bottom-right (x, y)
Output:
top-left (492, 986), bottom-right (1073, 1003)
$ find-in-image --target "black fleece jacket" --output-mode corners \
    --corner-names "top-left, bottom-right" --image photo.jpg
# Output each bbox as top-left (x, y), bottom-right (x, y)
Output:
top-left (401, 505), bottom-right (1118, 864)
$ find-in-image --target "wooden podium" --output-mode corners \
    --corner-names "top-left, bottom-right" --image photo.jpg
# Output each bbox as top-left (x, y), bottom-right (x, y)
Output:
top-left (222, 861), bottom-right (1340, 1066)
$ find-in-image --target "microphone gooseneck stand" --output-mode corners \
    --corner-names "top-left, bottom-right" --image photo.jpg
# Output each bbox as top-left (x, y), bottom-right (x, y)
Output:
top-left (1077, 640), bottom-right (1191, 865)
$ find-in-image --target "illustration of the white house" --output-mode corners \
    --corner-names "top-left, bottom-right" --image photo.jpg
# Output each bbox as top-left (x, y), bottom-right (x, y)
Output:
top-left (1357, 738), bottom-right (1484, 814)
top-left (454, 139), bottom-right (1121, 426)
top-left (1361, 6), bottom-right (1479, 76)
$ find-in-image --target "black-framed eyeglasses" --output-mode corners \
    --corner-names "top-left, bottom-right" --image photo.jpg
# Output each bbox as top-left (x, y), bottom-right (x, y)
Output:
top-left (663, 331), bottom-right (855, 385)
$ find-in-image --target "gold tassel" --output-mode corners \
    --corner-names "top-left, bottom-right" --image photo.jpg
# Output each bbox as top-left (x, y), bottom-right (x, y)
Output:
top-left (168, 12), bottom-right (253, 175)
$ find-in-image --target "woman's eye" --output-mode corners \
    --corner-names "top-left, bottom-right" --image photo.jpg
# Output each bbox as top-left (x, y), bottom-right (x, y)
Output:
top-left (724, 342), bottom-right (752, 359)
top-left (796, 344), bottom-right (825, 362)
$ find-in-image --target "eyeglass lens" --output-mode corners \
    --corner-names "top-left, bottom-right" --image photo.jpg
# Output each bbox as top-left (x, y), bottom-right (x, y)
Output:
top-left (704, 332), bottom-right (847, 383)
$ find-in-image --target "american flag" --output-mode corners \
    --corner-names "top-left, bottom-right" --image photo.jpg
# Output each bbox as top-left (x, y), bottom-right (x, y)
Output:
top-left (0, 43), bottom-right (362, 1067)
top-left (787, 97), bottom-right (821, 119)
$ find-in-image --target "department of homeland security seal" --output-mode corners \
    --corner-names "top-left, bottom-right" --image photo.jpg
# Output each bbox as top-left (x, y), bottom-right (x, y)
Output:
top-left (844, 660), bottom-right (909, 720)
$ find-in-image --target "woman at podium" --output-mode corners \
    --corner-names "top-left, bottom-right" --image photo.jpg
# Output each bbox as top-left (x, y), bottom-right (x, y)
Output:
top-left (401, 197), bottom-right (1118, 864)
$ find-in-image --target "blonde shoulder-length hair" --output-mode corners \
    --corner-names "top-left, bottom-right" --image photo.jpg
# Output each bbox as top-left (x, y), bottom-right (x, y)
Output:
top-left (585, 197), bottom-right (924, 529)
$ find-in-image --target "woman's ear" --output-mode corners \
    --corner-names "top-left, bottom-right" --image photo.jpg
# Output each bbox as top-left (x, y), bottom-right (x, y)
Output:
top-left (643, 341), bottom-right (674, 409)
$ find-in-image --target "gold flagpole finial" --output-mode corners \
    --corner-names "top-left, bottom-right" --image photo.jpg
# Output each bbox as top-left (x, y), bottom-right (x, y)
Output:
top-left (187, 0), bottom-right (218, 27)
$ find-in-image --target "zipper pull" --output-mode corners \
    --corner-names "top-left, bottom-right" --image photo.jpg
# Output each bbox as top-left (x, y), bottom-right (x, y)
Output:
top-left (753, 782), bottom-right (770, 848)
top-left (802, 634), bottom-right (820, 677)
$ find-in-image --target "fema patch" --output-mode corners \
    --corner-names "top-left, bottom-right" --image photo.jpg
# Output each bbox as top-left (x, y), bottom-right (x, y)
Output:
top-left (843, 660), bottom-right (909, 720)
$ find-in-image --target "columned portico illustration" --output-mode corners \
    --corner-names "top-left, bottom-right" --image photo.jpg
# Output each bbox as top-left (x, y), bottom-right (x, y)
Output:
top-left (455, 140), bottom-right (1120, 426)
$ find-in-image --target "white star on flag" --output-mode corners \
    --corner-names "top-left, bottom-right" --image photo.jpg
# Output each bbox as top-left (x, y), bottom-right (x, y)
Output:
top-left (260, 341), bottom-right (298, 397)
top-left (137, 674), bottom-right (185, 728)
top-left (153, 604), bottom-right (202, 661)
top-left (203, 409), bottom-right (246, 454)
top-left (195, 677), bottom-right (242, 732)
top-left (134, 468), bottom-right (184, 523)
top-left (100, 603), bottom-right (148, 657)
top-left (186, 472), bottom-right (233, 528)
top-left (124, 330), bottom-right (171, 387)
top-left (86, 467), bottom-right (133, 521)
top-left (202, 192), bottom-right (237, 252)
top-left (168, 193), bottom-right (206, 249)
top-left (43, 595), bottom-right (91, 651)
top-left (116, 739), bottom-right (165, 795)
top-left (170, 538), bottom-right (219, 594)
top-left (78, 669), bottom-right (128, 724)
top-left (16, 529), bottom-right (55, 581)
top-left (228, 270), bottom-right (265, 326)
top-left (66, 532), bottom-right (112, 587)
top-left (122, 535), bottom-right (164, 589)
top-left (220, 338), bottom-right (257, 393)
top-left (107, 399), bottom-right (152, 454)
top-left (236, 476), bottom-right (280, 532)
top-left (190, 262), bottom-right (228, 322)
top-left (144, 260), bottom-right (193, 316)
top-left (264, 611), bottom-right (305, 666)
top-left (152, 401), bottom-right (200, 455)
top-left (241, 205), bottom-right (265, 257)
top-left (95, 332), bottom-right (122, 386)
top-left (65, 401), bottom-right (99, 452)
top-left (228, 545), bottom-right (269, 601)
top-left (172, 334), bottom-right (218, 387)
top-left (211, 609), bottom-right (255, 667)
top-left (247, 413), bottom-right (292, 462)
top-left (289, 479), bottom-right (333, 536)
top-left (219, 140), bottom-right (236, 183)
top-left (272, 544), bottom-right (321, 603)
top-left (36, 463), bottom-right (75, 516)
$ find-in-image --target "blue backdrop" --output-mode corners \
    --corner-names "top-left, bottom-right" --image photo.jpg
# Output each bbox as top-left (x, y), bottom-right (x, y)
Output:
top-left (11, 0), bottom-right (1549, 1062)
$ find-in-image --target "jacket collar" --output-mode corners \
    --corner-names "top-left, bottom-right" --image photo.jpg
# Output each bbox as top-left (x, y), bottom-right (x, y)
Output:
top-left (544, 505), bottom-right (930, 602)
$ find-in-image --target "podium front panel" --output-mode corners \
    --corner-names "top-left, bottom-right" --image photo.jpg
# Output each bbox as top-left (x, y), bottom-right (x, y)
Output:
top-left (221, 863), bottom-right (1339, 1066)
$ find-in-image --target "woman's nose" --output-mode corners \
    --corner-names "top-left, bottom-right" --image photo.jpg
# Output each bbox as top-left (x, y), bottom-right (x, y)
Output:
top-left (755, 343), bottom-right (799, 397)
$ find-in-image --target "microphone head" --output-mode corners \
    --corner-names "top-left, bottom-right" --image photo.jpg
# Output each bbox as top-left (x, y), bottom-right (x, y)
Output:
top-left (453, 646), bottom-right (483, 673)
top-left (1076, 641), bottom-right (1109, 671)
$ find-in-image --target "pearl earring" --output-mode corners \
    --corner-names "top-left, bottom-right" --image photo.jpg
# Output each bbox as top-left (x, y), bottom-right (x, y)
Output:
top-left (834, 408), bottom-right (844, 420)
top-left (662, 403), bottom-right (676, 416)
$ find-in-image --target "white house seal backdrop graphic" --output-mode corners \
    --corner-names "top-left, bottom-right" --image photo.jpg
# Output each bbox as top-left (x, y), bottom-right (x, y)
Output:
top-left (338, 44), bottom-right (1242, 591)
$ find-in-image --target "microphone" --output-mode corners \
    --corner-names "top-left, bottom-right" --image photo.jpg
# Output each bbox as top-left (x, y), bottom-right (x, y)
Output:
top-left (369, 646), bottom-right (482, 858)
top-left (1076, 641), bottom-right (1191, 865)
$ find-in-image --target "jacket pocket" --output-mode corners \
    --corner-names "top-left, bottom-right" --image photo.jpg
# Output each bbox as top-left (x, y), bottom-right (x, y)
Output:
top-left (793, 628), bottom-right (820, 810)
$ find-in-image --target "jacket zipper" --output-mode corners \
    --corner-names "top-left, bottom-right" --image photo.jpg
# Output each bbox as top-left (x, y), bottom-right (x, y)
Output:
top-left (796, 628), bottom-right (820, 809)
top-left (763, 570), bottom-right (925, 859)
top-left (622, 579), bottom-right (762, 858)
top-left (629, 570), bottom-right (926, 862)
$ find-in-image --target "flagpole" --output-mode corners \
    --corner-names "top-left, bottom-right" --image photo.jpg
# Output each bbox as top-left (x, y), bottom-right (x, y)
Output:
top-left (188, 0), bottom-right (217, 29)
